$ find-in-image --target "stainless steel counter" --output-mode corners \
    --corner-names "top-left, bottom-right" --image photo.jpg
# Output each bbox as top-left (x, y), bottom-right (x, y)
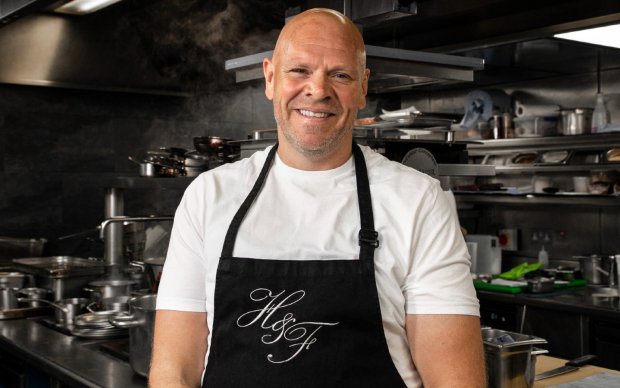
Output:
top-left (0, 317), bottom-right (146, 387)
top-left (478, 286), bottom-right (620, 320)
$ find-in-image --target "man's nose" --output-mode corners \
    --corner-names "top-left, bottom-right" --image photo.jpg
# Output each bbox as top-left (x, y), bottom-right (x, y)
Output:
top-left (304, 73), bottom-right (331, 100)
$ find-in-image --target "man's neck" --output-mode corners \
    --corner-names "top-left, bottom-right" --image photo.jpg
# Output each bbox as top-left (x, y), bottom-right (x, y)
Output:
top-left (276, 137), bottom-right (353, 171)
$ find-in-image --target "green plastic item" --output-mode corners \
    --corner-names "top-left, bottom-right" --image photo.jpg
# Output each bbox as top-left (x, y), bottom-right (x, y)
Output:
top-left (473, 280), bottom-right (524, 294)
top-left (498, 262), bottom-right (542, 280)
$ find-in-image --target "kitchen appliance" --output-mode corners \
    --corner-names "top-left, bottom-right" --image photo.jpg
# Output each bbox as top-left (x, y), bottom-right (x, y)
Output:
top-left (482, 327), bottom-right (548, 388)
top-left (466, 235), bottom-right (502, 275)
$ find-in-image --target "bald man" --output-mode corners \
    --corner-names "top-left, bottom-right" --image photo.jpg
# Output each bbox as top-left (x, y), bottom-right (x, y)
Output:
top-left (150, 8), bottom-right (485, 388)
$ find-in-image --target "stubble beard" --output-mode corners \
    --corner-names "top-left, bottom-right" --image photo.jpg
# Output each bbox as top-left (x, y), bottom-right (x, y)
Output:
top-left (275, 113), bottom-right (352, 160)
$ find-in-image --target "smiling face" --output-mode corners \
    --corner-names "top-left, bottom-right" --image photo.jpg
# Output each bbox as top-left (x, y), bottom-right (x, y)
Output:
top-left (263, 9), bottom-right (369, 170)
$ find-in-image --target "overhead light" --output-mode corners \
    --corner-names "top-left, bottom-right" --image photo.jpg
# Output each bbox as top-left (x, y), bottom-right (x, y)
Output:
top-left (554, 24), bottom-right (620, 49)
top-left (54, 0), bottom-right (122, 15)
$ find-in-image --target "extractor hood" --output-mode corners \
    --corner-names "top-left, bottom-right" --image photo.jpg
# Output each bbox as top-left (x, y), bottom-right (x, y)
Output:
top-left (0, 0), bottom-right (125, 26)
top-left (0, 0), bottom-right (56, 25)
top-left (224, 45), bottom-right (484, 94)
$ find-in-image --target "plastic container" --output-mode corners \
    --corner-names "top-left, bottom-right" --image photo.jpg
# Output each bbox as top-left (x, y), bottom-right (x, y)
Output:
top-left (513, 116), bottom-right (559, 137)
top-left (538, 246), bottom-right (549, 268)
top-left (592, 93), bottom-right (610, 133)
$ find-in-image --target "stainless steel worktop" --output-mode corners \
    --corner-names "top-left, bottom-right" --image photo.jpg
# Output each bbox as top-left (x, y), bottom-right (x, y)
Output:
top-left (0, 317), bottom-right (146, 388)
top-left (478, 286), bottom-right (620, 320)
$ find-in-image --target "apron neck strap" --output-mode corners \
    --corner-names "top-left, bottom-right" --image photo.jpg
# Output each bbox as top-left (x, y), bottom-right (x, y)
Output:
top-left (221, 142), bottom-right (379, 262)
top-left (352, 143), bottom-right (379, 262)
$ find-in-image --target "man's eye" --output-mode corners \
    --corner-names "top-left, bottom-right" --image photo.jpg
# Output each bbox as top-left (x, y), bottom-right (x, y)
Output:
top-left (334, 73), bottom-right (353, 80)
top-left (289, 68), bottom-right (308, 74)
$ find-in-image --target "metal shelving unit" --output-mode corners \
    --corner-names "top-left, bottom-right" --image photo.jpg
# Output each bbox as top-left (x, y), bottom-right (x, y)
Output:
top-left (455, 192), bottom-right (620, 207)
top-left (455, 134), bottom-right (620, 205)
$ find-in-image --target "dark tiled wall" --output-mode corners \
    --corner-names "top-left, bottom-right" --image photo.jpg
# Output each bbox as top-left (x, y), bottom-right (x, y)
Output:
top-left (0, 83), bottom-right (275, 256)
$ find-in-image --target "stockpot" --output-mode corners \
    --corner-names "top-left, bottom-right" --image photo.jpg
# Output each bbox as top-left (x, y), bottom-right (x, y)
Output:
top-left (85, 279), bottom-right (137, 300)
top-left (559, 108), bottom-right (593, 135)
top-left (577, 255), bottom-right (612, 285)
top-left (110, 294), bottom-right (156, 377)
top-left (0, 282), bottom-right (18, 310)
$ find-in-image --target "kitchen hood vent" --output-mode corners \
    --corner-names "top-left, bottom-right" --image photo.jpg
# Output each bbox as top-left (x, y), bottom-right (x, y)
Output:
top-left (0, 0), bottom-right (56, 26)
top-left (350, 0), bottom-right (418, 27)
top-left (224, 45), bottom-right (484, 93)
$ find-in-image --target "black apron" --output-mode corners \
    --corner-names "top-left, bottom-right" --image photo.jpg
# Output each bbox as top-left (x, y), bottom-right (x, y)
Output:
top-left (203, 143), bottom-right (407, 388)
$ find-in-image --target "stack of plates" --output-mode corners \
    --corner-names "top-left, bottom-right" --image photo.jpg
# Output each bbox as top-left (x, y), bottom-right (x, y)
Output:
top-left (71, 310), bottom-right (128, 339)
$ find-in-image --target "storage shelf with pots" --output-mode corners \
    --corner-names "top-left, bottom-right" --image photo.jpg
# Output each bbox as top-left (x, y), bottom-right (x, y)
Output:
top-left (455, 133), bottom-right (620, 203)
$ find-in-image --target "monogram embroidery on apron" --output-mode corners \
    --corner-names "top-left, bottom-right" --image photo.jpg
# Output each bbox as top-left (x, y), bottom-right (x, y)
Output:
top-left (236, 288), bottom-right (339, 363)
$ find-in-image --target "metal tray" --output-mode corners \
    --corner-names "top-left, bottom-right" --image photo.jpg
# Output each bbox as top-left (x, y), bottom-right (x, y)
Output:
top-left (12, 256), bottom-right (105, 278)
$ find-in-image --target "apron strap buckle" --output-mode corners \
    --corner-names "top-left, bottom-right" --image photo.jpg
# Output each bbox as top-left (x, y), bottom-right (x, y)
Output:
top-left (359, 229), bottom-right (379, 248)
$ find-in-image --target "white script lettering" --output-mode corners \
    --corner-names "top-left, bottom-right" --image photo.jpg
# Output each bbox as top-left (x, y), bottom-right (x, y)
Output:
top-left (236, 288), bottom-right (339, 363)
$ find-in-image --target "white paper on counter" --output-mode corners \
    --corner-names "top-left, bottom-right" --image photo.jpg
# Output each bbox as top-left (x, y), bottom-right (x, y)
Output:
top-left (550, 372), bottom-right (620, 387)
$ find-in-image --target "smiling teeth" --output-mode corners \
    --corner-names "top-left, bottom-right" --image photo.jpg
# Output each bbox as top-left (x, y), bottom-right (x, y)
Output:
top-left (299, 109), bottom-right (329, 118)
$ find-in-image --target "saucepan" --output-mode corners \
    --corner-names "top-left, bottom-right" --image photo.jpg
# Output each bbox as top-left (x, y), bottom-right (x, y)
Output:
top-left (128, 156), bottom-right (157, 177)
top-left (17, 287), bottom-right (52, 308)
top-left (18, 297), bottom-right (90, 327)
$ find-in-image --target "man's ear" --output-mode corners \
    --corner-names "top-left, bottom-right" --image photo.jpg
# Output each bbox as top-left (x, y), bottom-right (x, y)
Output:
top-left (264, 58), bottom-right (275, 101)
top-left (358, 68), bottom-right (370, 109)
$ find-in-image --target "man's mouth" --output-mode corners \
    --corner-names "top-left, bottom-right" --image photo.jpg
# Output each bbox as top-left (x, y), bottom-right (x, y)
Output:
top-left (297, 109), bottom-right (333, 118)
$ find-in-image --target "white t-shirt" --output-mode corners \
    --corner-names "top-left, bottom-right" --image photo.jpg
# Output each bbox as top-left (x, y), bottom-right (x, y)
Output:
top-left (157, 145), bottom-right (479, 387)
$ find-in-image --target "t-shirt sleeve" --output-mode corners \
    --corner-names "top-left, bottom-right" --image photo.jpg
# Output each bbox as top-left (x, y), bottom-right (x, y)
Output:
top-left (156, 180), bottom-right (208, 312)
top-left (402, 183), bottom-right (480, 316)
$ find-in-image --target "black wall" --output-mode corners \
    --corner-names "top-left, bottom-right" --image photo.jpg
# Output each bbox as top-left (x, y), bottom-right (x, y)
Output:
top-left (0, 82), bottom-right (276, 256)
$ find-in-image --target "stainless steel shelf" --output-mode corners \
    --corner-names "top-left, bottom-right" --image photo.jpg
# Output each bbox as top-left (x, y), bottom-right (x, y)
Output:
top-left (492, 164), bottom-right (620, 174)
top-left (439, 164), bottom-right (495, 177)
top-left (455, 192), bottom-right (620, 207)
top-left (467, 133), bottom-right (620, 155)
top-left (98, 175), bottom-right (195, 190)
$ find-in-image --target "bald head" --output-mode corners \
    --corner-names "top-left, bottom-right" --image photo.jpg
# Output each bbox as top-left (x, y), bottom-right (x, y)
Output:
top-left (274, 8), bottom-right (366, 72)
top-left (262, 8), bottom-right (370, 169)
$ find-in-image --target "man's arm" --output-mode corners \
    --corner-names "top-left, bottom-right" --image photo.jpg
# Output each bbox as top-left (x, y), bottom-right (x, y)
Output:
top-left (149, 310), bottom-right (209, 388)
top-left (406, 314), bottom-right (486, 387)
